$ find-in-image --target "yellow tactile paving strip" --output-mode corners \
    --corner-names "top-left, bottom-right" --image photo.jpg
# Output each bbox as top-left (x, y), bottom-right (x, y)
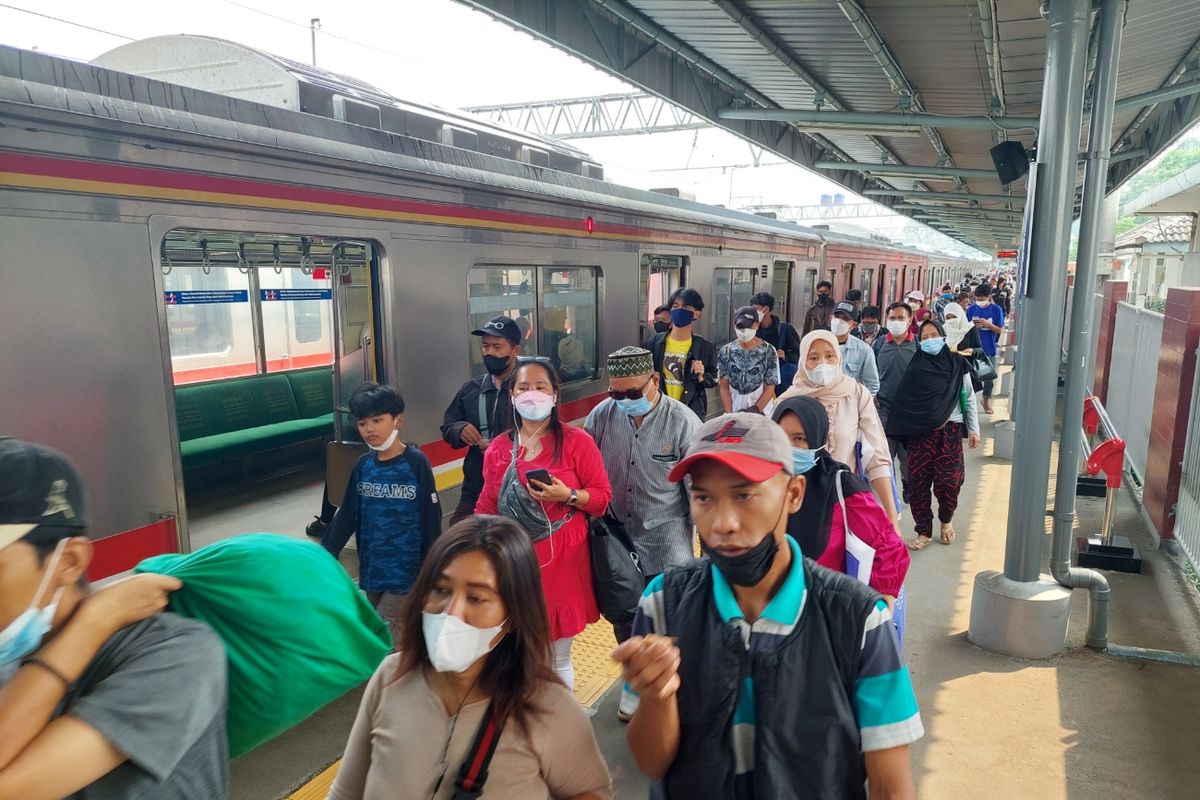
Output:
top-left (286, 620), bottom-right (621, 800)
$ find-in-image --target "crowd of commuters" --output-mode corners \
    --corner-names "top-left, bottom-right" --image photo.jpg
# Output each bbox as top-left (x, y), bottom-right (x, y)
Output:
top-left (1, 275), bottom-right (1012, 798)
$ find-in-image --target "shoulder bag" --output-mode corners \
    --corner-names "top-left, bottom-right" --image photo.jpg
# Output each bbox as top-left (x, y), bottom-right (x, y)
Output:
top-left (588, 510), bottom-right (646, 628)
top-left (448, 702), bottom-right (503, 799)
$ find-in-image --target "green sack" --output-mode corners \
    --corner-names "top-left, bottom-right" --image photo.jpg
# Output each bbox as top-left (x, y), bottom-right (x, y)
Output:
top-left (136, 533), bottom-right (392, 757)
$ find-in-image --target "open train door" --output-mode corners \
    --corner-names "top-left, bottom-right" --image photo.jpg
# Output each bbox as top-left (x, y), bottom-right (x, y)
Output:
top-left (326, 242), bottom-right (379, 505)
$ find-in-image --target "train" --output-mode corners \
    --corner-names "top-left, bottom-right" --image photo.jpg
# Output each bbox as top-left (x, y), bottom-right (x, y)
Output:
top-left (0, 37), bottom-right (987, 578)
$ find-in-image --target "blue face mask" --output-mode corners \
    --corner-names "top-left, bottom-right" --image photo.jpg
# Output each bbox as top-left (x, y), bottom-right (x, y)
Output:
top-left (616, 395), bottom-right (653, 417)
top-left (920, 337), bottom-right (946, 355)
top-left (0, 540), bottom-right (65, 683)
top-left (669, 307), bottom-right (695, 328)
top-left (791, 446), bottom-right (822, 475)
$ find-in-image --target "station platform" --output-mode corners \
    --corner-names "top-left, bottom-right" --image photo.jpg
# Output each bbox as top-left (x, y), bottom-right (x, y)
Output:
top-left (195, 361), bottom-right (1200, 800)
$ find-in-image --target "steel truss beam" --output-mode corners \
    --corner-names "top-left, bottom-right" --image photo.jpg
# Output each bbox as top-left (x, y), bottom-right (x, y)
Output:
top-left (864, 188), bottom-right (1024, 204)
top-left (464, 93), bottom-right (706, 139)
top-left (738, 202), bottom-right (897, 222)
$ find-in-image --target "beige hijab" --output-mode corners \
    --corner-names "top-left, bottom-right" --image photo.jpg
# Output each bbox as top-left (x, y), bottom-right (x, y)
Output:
top-left (779, 330), bottom-right (858, 456)
top-left (787, 330), bottom-right (856, 399)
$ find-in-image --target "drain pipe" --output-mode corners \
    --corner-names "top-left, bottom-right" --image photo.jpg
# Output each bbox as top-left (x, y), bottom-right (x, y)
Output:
top-left (1051, 0), bottom-right (1126, 650)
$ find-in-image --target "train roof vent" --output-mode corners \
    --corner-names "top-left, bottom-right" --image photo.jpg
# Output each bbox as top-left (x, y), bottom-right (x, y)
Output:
top-left (91, 35), bottom-right (599, 177)
top-left (811, 224), bottom-right (831, 230)
top-left (753, 211), bottom-right (778, 220)
top-left (650, 187), bottom-right (696, 201)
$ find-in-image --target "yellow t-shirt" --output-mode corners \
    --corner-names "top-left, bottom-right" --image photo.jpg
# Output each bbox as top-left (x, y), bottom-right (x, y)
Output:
top-left (663, 335), bottom-right (691, 401)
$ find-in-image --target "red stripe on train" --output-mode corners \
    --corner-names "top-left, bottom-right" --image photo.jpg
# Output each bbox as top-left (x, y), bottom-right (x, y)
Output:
top-left (87, 518), bottom-right (178, 581)
top-left (0, 151), bottom-right (733, 249)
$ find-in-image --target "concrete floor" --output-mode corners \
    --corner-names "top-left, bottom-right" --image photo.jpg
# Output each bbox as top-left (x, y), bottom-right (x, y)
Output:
top-left (198, 371), bottom-right (1200, 800)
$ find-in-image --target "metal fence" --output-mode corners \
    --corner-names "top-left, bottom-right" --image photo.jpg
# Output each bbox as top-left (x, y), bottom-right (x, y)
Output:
top-left (1105, 302), bottom-right (1165, 484)
top-left (1176, 349), bottom-right (1200, 570)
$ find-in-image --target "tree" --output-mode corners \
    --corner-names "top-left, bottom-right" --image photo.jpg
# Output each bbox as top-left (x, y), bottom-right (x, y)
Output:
top-left (1111, 137), bottom-right (1200, 240)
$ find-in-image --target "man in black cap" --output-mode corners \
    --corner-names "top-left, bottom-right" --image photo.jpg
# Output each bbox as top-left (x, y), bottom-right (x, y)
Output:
top-left (441, 316), bottom-right (522, 524)
top-left (832, 301), bottom-right (880, 394)
top-left (0, 438), bottom-right (229, 798)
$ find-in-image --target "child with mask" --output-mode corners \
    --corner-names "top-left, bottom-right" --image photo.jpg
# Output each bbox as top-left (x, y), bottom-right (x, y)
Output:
top-left (613, 413), bottom-right (921, 799)
top-left (0, 438), bottom-right (229, 799)
top-left (323, 383), bottom-right (441, 641)
top-left (717, 305), bottom-right (780, 414)
top-left (329, 516), bottom-right (613, 800)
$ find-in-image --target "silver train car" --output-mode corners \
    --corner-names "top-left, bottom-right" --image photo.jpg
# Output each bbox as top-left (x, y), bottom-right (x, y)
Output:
top-left (0, 42), bottom-right (984, 578)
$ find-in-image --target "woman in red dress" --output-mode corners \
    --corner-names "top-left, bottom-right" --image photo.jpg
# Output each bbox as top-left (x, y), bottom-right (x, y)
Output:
top-left (476, 357), bottom-right (612, 689)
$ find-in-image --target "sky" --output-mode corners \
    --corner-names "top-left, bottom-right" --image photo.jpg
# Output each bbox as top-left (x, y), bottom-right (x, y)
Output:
top-left (13, 0), bottom-right (1168, 260)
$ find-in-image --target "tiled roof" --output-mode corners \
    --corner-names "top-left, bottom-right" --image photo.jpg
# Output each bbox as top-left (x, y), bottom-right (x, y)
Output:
top-left (1115, 215), bottom-right (1193, 248)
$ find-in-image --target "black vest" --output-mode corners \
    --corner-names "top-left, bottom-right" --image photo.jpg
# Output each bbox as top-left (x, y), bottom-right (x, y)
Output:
top-left (658, 558), bottom-right (881, 799)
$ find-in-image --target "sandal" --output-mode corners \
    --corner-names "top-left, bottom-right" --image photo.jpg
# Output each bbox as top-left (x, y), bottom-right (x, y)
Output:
top-left (907, 536), bottom-right (934, 551)
top-left (940, 523), bottom-right (956, 545)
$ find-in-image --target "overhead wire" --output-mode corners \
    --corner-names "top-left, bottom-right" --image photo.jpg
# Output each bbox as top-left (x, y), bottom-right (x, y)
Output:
top-left (0, 3), bottom-right (135, 42)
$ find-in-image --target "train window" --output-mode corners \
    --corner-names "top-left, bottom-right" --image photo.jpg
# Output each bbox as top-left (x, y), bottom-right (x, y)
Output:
top-left (712, 267), bottom-right (756, 345)
top-left (860, 268), bottom-right (874, 306)
top-left (260, 267), bottom-right (334, 372)
top-left (639, 254), bottom-right (686, 345)
top-left (161, 230), bottom-right (372, 386)
top-left (467, 267), bottom-right (538, 376)
top-left (162, 266), bottom-right (252, 384)
top-left (770, 261), bottom-right (792, 323)
top-left (886, 268), bottom-right (898, 305)
top-left (540, 268), bottom-right (598, 383)
top-left (800, 268), bottom-right (818, 314)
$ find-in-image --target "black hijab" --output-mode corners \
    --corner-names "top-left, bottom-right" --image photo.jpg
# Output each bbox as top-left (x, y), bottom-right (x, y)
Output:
top-left (772, 396), bottom-right (872, 560)
top-left (884, 319), bottom-right (967, 437)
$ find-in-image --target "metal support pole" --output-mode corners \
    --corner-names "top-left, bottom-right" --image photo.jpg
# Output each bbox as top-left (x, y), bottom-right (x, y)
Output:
top-left (1004, 0), bottom-right (1091, 584)
top-left (1100, 489), bottom-right (1118, 544)
top-left (1049, 0), bottom-right (1124, 650)
top-left (310, 18), bottom-right (321, 67)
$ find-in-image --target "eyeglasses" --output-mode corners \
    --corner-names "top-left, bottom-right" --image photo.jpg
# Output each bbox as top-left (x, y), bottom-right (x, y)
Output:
top-left (607, 375), bottom-right (653, 401)
top-left (516, 356), bottom-right (552, 365)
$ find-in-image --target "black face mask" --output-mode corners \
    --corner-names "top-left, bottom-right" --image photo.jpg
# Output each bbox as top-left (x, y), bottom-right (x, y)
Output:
top-left (702, 529), bottom-right (780, 587)
top-left (482, 354), bottom-right (512, 375)
top-left (653, 320), bottom-right (672, 334)
top-left (817, 293), bottom-right (832, 305)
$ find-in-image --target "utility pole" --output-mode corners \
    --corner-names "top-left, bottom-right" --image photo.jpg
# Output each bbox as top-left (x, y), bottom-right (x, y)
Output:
top-left (310, 18), bottom-right (321, 66)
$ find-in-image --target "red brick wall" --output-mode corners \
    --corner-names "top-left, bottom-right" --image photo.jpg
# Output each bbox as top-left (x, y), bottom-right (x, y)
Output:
top-left (1143, 287), bottom-right (1200, 539)
top-left (1093, 280), bottom-right (1128, 404)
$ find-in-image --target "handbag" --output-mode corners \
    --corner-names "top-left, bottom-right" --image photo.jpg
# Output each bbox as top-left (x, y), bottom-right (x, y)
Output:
top-left (970, 352), bottom-right (998, 384)
top-left (588, 510), bottom-right (646, 627)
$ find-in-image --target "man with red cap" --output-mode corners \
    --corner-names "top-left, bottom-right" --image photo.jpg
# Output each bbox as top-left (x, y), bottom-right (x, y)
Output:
top-left (612, 413), bottom-right (920, 799)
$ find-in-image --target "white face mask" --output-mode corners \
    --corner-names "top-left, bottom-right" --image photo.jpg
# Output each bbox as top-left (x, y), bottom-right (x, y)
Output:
top-left (886, 320), bottom-right (910, 338)
top-left (756, 309), bottom-right (766, 322)
top-left (735, 328), bottom-right (756, 343)
top-left (0, 540), bottom-right (66, 684)
top-left (830, 318), bottom-right (852, 337)
top-left (367, 427), bottom-right (401, 452)
top-left (807, 363), bottom-right (837, 386)
top-left (422, 611), bottom-right (506, 673)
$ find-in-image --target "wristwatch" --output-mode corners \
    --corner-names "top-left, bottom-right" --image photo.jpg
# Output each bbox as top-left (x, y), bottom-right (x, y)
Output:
top-left (568, 488), bottom-right (579, 506)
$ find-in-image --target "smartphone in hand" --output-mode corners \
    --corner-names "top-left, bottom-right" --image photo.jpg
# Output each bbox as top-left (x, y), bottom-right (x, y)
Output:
top-left (526, 468), bottom-right (553, 487)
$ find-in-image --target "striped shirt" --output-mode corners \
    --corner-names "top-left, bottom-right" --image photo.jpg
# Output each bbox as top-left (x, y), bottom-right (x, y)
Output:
top-left (622, 536), bottom-right (923, 797)
top-left (584, 395), bottom-right (700, 574)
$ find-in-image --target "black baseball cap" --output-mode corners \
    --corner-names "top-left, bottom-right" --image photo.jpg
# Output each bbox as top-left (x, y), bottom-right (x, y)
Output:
top-left (834, 301), bottom-right (858, 320)
top-left (471, 316), bottom-right (522, 346)
top-left (0, 438), bottom-right (89, 550)
top-left (733, 305), bottom-right (759, 329)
